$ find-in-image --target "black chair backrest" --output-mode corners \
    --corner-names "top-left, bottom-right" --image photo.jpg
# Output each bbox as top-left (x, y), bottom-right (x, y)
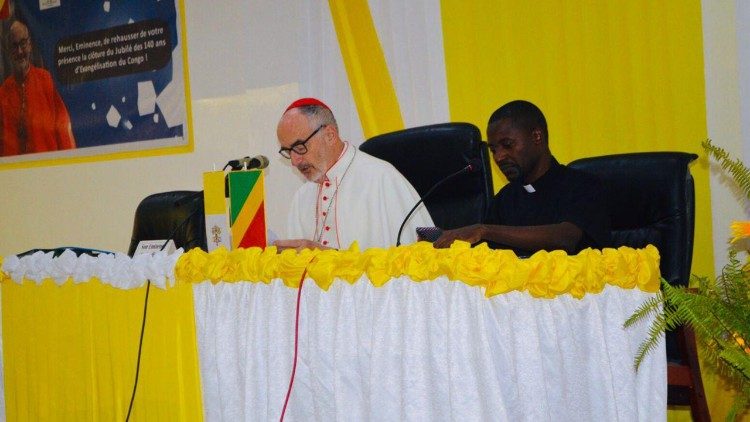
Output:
top-left (360, 122), bottom-right (494, 230)
top-left (127, 190), bottom-right (207, 256)
top-left (568, 152), bottom-right (698, 287)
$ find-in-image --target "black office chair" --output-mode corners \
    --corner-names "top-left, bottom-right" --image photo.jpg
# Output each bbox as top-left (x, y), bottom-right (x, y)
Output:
top-left (360, 122), bottom-right (494, 230)
top-left (569, 152), bottom-right (709, 422)
top-left (127, 191), bottom-right (208, 256)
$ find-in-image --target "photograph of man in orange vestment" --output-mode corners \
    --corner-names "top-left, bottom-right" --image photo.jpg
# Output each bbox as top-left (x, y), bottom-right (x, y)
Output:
top-left (0, 18), bottom-right (76, 156)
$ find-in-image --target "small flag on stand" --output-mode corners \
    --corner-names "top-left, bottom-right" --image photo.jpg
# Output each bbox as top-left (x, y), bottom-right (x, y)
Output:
top-left (228, 170), bottom-right (267, 249)
top-left (203, 171), bottom-right (231, 251)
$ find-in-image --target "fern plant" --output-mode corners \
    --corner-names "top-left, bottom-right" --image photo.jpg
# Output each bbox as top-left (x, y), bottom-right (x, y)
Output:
top-left (625, 139), bottom-right (750, 419)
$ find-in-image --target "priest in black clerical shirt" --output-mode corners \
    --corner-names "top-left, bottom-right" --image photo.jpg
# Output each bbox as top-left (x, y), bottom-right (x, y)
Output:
top-left (433, 100), bottom-right (610, 256)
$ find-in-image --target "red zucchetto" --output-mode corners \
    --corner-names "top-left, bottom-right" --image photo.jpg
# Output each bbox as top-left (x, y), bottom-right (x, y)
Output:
top-left (285, 97), bottom-right (331, 112)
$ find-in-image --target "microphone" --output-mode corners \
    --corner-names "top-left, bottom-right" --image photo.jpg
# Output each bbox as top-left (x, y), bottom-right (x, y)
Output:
top-left (225, 155), bottom-right (270, 171)
top-left (395, 157), bottom-right (482, 246)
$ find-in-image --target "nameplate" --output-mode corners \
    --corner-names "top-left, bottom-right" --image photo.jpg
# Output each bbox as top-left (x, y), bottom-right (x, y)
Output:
top-left (134, 239), bottom-right (176, 255)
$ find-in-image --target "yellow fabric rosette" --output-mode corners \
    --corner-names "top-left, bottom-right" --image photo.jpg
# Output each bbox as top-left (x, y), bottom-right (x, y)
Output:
top-left (636, 245), bottom-right (661, 292)
top-left (275, 248), bottom-right (316, 288)
top-left (448, 242), bottom-right (510, 290)
top-left (397, 241), bottom-right (444, 282)
top-left (360, 246), bottom-right (399, 286)
top-left (545, 251), bottom-right (585, 298)
top-left (306, 243), bottom-right (365, 290)
top-left (232, 247), bottom-right (278, 283)
top-left (569, 248), bottom-right (606, 299)
top-left (174, 247), bottom-right (210, 283)
top-left (601, 247), bottom-right (632, 288)
top-left (520, 250), bottom-right (558, 298)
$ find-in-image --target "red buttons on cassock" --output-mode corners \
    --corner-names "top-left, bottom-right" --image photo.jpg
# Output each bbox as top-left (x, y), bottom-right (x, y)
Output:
top-left (322, 240), bottom-right (328, 245)
top-left (323, 196), bottom-right (328, 201)
top-left (324, 182), bottom-right (331, 187)
top-left (322, 212), bottom-right (327, 216)
top-left (325, 226), bottom-right (330, 231)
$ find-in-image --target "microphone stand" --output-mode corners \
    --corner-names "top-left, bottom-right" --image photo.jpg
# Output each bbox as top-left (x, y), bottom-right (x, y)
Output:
top-left (396, 163), bottom-right (475, 246)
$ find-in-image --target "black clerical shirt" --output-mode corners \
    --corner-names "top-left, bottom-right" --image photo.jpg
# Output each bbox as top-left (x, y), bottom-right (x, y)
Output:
top-left (487, 157), bottom-right (611, 256)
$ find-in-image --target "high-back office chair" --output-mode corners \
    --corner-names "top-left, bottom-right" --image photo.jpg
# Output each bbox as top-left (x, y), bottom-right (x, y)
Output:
top-left (568, 152), bottom-right (709, 422)
top-left (127, 191), bottom-right (208, 256)
top-left (360, 122), bottom-right (494, 230)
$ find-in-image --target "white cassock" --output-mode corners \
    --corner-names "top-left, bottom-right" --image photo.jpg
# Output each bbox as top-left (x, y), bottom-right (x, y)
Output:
top-left (286, 142), bottom-right (434, 249)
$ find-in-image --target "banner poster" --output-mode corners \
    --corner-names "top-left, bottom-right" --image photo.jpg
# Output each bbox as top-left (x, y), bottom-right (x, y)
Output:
top-left (0, 0), bottom-right (191, 166)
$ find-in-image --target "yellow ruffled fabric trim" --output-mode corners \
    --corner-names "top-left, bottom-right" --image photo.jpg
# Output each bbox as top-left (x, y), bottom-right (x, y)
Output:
top-left (174, 242), bottom-right (661, 299)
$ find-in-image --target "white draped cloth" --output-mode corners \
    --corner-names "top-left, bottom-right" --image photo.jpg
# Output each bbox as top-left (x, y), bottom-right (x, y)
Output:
top-left (286, 142), bottom-right (434, 249)
top-left (193, 277), bottom-right (666, 421)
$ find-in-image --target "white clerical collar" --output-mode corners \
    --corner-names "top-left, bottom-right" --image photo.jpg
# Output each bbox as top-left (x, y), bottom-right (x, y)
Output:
top-left (323, 142), bottom-right (353, 183)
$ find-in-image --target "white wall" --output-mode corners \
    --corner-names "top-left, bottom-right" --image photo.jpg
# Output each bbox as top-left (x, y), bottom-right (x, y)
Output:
top-left (739, 1), bottom-right (750, 164)
top-left (703, 0), bottom-right (749, 272)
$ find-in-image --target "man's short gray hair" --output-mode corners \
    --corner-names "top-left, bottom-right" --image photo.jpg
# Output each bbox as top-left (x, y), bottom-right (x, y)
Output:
top-left (296, 105), bottom-right (338, 131)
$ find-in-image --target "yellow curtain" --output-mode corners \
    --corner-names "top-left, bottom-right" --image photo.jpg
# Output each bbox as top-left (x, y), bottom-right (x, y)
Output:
top-left (328, 0), bottom-right (404, 138)
top-left (440, 0), bottom-right (712, 276)
top-left (440, 1), bottom-right (729, 419)
top-left (1, 281), bottom-right (203, 421)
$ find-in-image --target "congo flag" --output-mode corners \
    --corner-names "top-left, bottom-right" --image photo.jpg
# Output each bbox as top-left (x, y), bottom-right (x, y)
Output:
top-left (228, 170), bottom-right (267, 249)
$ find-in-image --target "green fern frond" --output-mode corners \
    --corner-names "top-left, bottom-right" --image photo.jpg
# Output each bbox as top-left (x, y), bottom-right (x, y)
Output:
top-left (668, 290), bottom-right (741, 345)
top-left (717, 251), bottom-right (750, 313)
top-left (718, 346), bottom-right (750, 382)
top-left (624, 292), bottom-right (664, 328)
top-left (703, 139), bottom-right (750, 199)
top-left (726, 383), bottom-right (750, 421)
top-left (659, 284), bottom-right (749, 366)
top-left (633, 311), bottom-right (669, 370)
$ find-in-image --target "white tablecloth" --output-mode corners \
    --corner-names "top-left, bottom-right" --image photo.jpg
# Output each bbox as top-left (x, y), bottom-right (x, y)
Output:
top-left (193, 276), bottom-right (665, 421)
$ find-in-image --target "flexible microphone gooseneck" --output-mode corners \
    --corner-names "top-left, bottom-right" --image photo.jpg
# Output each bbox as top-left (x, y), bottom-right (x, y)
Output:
top-left (395, 158), bottom-right (481, 246)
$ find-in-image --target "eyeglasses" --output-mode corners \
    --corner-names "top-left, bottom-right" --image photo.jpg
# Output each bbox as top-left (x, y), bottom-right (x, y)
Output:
top-left (278, 124), bottom-right (325, 159)
top-left (11, 37), bottom-right (29, 51)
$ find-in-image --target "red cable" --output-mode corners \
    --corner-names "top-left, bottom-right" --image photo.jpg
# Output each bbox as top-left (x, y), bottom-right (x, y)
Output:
top-left (279, 268), bottom-right (307, 422)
